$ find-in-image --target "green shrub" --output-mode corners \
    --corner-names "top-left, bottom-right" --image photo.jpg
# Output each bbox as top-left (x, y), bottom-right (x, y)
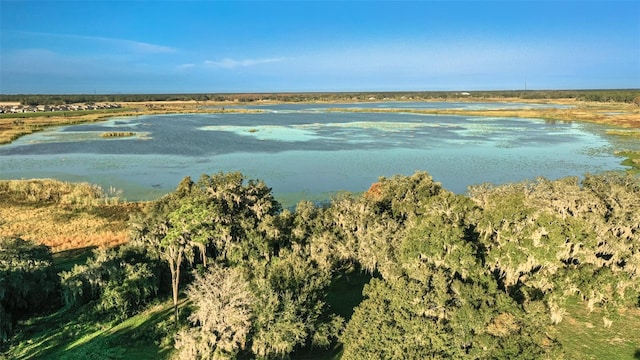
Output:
top-left (0, 237), bottom-right (59, 343)
top-left (60, 245), bottom-right (162, 321)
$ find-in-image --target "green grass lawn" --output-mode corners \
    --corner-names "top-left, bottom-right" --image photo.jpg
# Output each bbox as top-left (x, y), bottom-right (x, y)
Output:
top-left (56, 302), bottom-right (175, 360)
top-left (289, 268), bottom-right (371, 360)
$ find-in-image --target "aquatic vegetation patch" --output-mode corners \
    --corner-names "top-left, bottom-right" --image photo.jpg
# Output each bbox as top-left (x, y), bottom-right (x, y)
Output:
top-left (295, 121), bottom-right (442, 132)
top-left (199, 125), bottom-right (321, 142)
top-left (605, 129), bottom-right (640, 138)
top-left (580, 145), bottom-right (616, 157)
top-left (100, 131), bottom-right (136, 138)
top-left (616, 150), bottom-right (640, 173)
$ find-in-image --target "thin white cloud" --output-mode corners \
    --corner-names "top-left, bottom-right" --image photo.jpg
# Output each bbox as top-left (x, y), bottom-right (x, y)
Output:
top-left (1, 48), bottom-right (165, 77)
top-left (13, 31), bottom-right (176, 54)
top-left (203, 57), bottom-right (285, 69)
top-left (120, 39), bottom-right (175, 54)
top-left (177, 63), bottom-right (196, 70)
top-left (2, 49), bottom-right (90, 75)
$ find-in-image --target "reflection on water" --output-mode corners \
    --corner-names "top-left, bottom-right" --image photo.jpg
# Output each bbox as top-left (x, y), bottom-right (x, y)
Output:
top-left (0, 103), bottom-right (635, 207)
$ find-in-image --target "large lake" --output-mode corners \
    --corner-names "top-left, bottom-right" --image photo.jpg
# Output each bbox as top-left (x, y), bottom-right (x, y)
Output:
top-left (0, 102), bottom-right (636, 207)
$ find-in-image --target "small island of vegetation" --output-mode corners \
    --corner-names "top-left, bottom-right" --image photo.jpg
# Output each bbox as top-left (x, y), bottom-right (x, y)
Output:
top-left (100, 131), bottom-right (136, 138)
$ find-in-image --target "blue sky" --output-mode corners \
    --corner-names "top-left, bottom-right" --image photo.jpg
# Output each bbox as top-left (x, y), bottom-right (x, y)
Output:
top-left (1, 1), bottom-right (638, 94)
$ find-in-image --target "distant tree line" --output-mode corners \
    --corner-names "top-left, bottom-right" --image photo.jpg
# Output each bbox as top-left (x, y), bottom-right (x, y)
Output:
top-left (1, 89), bottom-right (639, 106)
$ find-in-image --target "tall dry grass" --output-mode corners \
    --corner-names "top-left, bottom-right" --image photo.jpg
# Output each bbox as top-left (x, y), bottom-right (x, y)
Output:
top-left (0, 179), bottom-right (143, 252)
top-left (0, 179), bottom-right (109, 206)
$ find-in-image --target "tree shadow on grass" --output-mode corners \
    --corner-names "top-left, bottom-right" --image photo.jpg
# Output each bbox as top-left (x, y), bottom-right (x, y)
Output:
top-left (634, 349), bottom-right (640, 359)
top-left (324, 267), bottom-right (372, 321)
top-left (7, 302), bottom-right (175, 360)
top-left (60, 303), bottom-right (175, 360)
top-left (289, 267), bottom-right (372, 360)
top-left (5, 307), bottom-right (88, 360)
top-left (52, 246), bottom-right (97, 272)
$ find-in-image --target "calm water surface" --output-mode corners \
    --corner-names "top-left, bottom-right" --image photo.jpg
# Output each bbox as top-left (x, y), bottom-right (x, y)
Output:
top-left (0, 102), bottom-right (635, 207)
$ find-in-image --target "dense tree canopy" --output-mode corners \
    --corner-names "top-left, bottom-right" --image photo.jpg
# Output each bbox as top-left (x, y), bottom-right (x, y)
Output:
top-left (174, 265), bottom-right (253, 359)
top-left (132, 173), bottom-right (283, 323)
top-left (132, 172), bottom-right (340, 358)
top-left (164, 171), bottom-right (639, 358)
top-left (330, 174), bottom-right (560, 358)
top-left (469, 173), bottom-right (640, 324)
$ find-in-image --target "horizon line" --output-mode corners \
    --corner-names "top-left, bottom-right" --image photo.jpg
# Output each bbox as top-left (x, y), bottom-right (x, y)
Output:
top-left (1, 88), bottom-right (639, 96)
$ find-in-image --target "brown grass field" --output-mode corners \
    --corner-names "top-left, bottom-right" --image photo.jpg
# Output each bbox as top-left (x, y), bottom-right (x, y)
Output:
top-left (0, 203), bottom-right (136, 252)
top-left (0, 205), bottom-right (127, 252)
top-left (0, 179), bottom-right (145, 251)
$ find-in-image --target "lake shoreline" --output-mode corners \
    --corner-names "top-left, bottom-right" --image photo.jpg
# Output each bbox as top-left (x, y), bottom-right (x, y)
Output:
top-left (1, 97), bottom-right (639, 145)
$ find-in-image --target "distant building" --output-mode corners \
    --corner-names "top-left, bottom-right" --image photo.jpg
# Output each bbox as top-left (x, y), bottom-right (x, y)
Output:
top-left (0, 103), bottom-right (121, 114)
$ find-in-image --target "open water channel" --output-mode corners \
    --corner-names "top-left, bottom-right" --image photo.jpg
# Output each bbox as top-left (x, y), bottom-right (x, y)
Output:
top-left (0, 102), bottom-right (636, 207)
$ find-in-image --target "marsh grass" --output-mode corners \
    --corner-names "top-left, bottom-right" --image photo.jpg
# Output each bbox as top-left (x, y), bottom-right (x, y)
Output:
top-left (616, 150), bottom-right (640, 174)
top-left (606, 129), bottom-right (640, 138)
top-left (0, 179), bottom-right (106, 207)
top-left (0, 179), bottom-right (143, 251)
top-left (0, 203), bottom-right (130, 251)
